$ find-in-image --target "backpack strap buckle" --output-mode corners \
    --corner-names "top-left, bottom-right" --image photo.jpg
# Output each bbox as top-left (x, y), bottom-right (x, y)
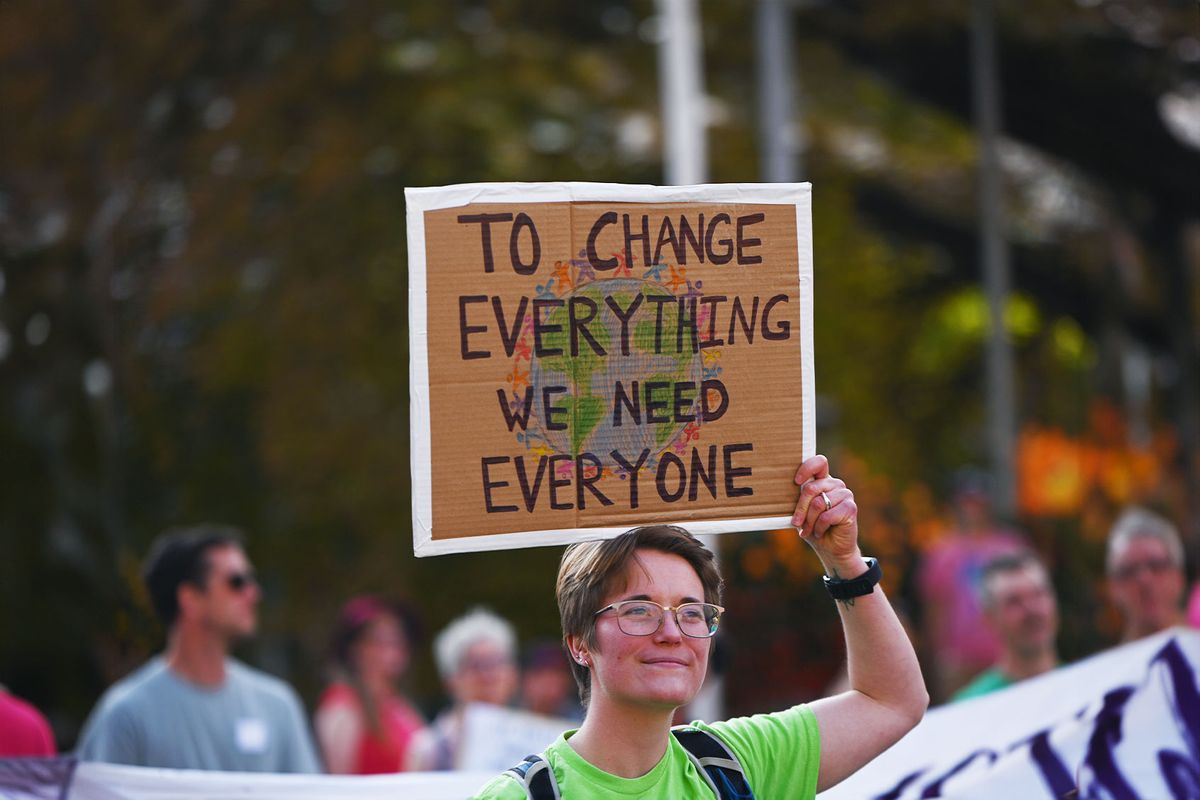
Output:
top-left (672, 725), bottom-right (755, 799)
top-left (505, 753), bottom-right (560, 800)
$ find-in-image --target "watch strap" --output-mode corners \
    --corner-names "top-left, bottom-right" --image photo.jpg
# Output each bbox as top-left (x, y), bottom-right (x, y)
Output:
top-left (822, 557), bottom-right (882, 600)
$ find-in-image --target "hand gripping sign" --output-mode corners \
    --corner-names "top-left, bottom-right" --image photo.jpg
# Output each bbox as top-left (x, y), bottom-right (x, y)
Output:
top-left (406, 183), bottom-right (814, 556)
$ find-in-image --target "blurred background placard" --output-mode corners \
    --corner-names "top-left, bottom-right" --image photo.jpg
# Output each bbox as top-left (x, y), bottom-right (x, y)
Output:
top-left (456, 702), bottom-right (576, 772)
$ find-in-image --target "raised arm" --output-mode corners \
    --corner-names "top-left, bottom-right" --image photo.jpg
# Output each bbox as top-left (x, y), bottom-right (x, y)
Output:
top-left (792, 455), bottom-right (929, 792)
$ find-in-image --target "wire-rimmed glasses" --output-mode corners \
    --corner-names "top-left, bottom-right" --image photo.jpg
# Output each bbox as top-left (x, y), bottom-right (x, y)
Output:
top-left (594, 600), bottom-right (724, 638)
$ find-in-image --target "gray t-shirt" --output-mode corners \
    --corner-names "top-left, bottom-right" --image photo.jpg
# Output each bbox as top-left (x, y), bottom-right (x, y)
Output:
top-left (77, 657), bottom-right (321, 773)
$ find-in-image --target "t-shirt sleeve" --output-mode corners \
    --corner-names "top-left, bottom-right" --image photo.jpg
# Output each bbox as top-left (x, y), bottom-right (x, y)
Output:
top-left (700, 704), bottom-right (821, 800)
top-left (276, 685), bottom-right (323, 773)
top-left (76, 700), bottom-right (141, 765)
top-left (313, 695), bottom-right (362, 774)
top-left (468, 773), bottom-right (529, 800)
top-left (31, 708), bottom-right (56, 756)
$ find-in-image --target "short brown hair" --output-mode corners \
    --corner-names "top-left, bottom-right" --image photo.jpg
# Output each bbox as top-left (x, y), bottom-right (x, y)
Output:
top-left (143, 524), bottom-right (244, 628)
top-left (556, 525), bottom-right (723, 708)
top-left (979, 551), bottom-right (1049, 609)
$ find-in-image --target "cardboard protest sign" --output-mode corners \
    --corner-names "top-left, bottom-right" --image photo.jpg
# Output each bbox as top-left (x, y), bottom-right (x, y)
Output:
top-left (406, 183), bottom-right (814, 556)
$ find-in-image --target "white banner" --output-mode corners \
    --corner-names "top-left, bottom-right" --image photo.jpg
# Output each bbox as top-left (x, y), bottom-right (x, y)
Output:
top-left (821, 627), bottom-right (1200, 799)
top-left (0, 760), bottom-right (493, 799)
top-left (4, 629), bottom-right (1195, 799)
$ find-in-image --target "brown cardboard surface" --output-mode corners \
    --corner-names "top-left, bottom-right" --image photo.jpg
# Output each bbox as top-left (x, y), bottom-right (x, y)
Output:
top-left (418, 198), bottom-right (808, 546)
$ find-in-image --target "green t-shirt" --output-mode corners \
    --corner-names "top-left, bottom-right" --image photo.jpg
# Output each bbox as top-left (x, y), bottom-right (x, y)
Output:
top-left (470, 704), bottom-right (820, 799)
top-left (952, 667), bottom-right (1012, 701)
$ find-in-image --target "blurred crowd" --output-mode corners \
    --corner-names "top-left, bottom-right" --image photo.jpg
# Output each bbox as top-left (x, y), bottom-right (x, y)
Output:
top-left (0, 492), bottom-right (1192, 772)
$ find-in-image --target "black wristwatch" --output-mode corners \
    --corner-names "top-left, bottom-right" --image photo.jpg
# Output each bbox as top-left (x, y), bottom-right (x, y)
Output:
top-left (822, 557), bottom-right (882, 600)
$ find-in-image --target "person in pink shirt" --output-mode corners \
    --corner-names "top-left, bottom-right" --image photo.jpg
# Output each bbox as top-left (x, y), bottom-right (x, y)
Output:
top-left (918, 470), bottom-right (1026, 700)
top-left (0, 686), bottom-right (56, 756)
top-left (314, 596), bottom-right (427, 774)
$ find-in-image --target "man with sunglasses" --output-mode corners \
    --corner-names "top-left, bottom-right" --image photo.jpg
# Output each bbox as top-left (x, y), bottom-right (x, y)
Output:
top-left (472, 454), bottom-right (927, 799)
top-left (77, 525), bottom-right (320, 772)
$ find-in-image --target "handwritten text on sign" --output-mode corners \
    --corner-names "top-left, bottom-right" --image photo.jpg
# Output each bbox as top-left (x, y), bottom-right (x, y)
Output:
top-left (456, 210), bottom-right (790, 513)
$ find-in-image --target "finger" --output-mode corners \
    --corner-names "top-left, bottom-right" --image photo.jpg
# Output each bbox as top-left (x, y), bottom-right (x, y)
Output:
top-left (807, 482), bottom-right (847, 537)
top-left (792, 477), bottom-right (845, 531)
top-left (811, 489), bottom-right (857, 538)
top-left (794, 478), bottom-right (840, 530)
top-left (793, 454), bottom-right (830, 486)
top-left (791, 478), bottom-right (823, 529)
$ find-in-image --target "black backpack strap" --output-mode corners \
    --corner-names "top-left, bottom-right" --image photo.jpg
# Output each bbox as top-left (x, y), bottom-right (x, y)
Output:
top-left (672, 726), bottom-right (756, 800)
top-left (504, 753), bottom-right (560, 800)
top-left (504, 731), bottom-right (753, 800)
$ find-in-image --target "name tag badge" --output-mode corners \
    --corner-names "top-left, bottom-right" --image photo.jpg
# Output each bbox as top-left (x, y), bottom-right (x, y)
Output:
top-left (235, 717), bottom-right (269, 754)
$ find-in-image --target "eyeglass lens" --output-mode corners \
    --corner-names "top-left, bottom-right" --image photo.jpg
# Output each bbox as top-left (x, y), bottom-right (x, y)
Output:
top-left (1114, 558), bottom-right (1173, 581)
top-left (614, 602), bottom-right (720, 638)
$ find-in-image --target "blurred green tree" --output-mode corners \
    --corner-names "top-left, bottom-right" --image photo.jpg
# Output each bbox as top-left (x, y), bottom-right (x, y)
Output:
top-left (0, 0), bottom-right (1194, 739)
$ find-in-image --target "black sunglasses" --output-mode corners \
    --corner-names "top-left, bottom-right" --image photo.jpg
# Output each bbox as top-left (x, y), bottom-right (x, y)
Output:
top-left (223, 571), bottom-right (258, 592)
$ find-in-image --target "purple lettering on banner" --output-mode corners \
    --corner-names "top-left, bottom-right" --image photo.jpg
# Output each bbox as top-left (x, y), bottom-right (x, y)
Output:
top-left (918, 749), bottom-right (998, 798)
top-left (1151, 637), bottom-right (1200, 797)
top-left (1020, 730), bottom-right (1076, 798)
top-left (863, 636), bottom-right (1200, 800)
top-left (1153, 638), bottom-right (1200, 760)
top-left (0, 755), bottom-right (78, 799)
top-left (1158, 750), bottom-right (1200, 799)
top-left (872, 768), bottom-right (929, 800)
top-left (1082, 686), bottom-right (1139, 800)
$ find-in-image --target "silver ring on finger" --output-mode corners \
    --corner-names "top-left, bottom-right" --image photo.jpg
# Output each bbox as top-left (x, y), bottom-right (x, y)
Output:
top-left (821, 491), bottom-right (832, 512)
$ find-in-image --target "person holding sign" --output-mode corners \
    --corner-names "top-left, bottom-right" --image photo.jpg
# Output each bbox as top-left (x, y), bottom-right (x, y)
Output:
top-left (470, 455), bottom-right (927, 799)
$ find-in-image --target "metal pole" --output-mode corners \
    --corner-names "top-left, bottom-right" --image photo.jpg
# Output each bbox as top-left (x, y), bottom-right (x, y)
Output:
top-left (656, 0), bottom-right (708, 185)
top-left (656, 0), bottom-right (722, 721)
top-left (756, 0), bottom-right (801, 182)
top-left (971, 0), bottom-right (1017, 517)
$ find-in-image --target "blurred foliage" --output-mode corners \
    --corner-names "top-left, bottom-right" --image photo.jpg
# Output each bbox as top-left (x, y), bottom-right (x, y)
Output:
top-left (0, 0), bottom-right (1196, 742)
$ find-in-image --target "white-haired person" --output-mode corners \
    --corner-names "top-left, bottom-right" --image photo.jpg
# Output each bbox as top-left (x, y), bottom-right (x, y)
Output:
top-left (406, 607), bottom-right (519, 771)
top-left (470, 454), bottom-right (927, 799)
top-left (1107, 506), bottom-right (1187, 644)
